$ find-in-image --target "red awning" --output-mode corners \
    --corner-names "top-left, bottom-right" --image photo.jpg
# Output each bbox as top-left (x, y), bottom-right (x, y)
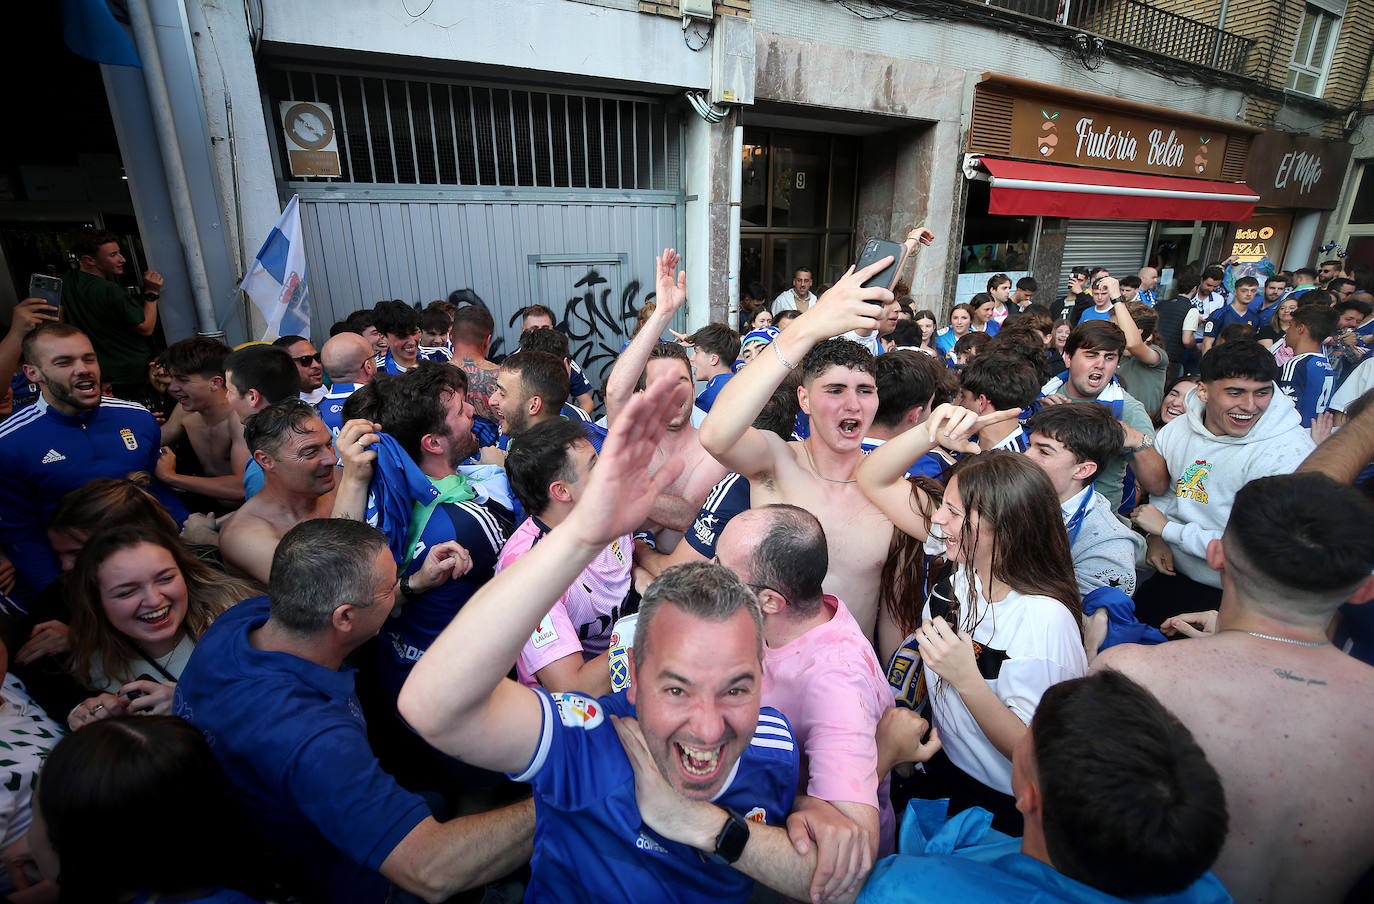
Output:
top-left (975, 157), bottom-right (1259, 222)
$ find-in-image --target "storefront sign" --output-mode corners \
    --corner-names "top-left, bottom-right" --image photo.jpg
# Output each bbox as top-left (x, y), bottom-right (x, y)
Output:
top-left (1006, 96), bottom-right (1230, 179)
top-left (1225, 214), bottom-right (1293, 266)
top-left (279, 101), bottom-right (342, 178)
top-left (1243, 130), bottom-right (1352, 209)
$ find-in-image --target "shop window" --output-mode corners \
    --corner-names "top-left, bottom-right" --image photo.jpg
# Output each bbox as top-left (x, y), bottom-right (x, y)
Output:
top-left (1287, 3), bottom-right (1342, 96)
top-left (960, 180), bottom-right (1034, 274)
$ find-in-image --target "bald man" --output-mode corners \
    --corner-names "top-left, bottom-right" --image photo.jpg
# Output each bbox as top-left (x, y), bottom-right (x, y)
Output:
top-left (716, 504), bottom-right (894, 859)
top-left (1137, 267), bottom-right (1160, 308)
top-left (319, 332), bottom-right (377, 440)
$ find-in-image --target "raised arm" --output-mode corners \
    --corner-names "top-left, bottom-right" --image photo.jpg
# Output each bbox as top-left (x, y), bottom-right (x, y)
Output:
top-left (1111, 299), bottom-right (1160, 365)
top-left (700, 258), bottom-right (894, 479)
top-left (856, 404), bottom-right (1011, 541)
top-left (0, 299), bottom-right (58, 392)
top-left (1299, 394), bottom-right (1374, 484)
top-left (398, 375), bottom-right (691, 772)
top-left (605, 249), bottom-right (686, 424)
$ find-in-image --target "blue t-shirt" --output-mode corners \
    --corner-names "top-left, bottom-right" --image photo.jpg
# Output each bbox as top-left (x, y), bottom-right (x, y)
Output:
top-left (1203, 304), bottom-right (1257, 339)
top-left (1279, 351), bottom-right (1336, 427)
top-left (374, 346), bottom-right (452, 375)
top-left (695, 373), bottom-right (733, 414)
top-left (1247, 298), bottom-right (1282, 329)
top-left (319, 382), bottom-right (364, 439)
top-left (1076, 306), bottom-right (1114, 324)
top-left (378, 497), bottom-right (512, 701)
top-left (684, 472), bottom-right (750, 557)
top-left (0, 398), bottom-right (163, 597)
top-left (175, 597), bottom-right (431, 904)
top-left (859, 799), bottom-right (1230, 904)
top-left (513, 689), bottom-right (799, 904)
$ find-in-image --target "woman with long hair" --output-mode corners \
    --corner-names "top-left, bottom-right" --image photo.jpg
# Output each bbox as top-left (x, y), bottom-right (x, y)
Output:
top-left (858, 414), bottom-right (1086, 832)
top-left (912, 309), bottom-right (939, 355)
top-left (1154, 374), bottom-right (1200, 428)
top-left (1257, 296), bottom-right (1298, 350)
top-left (934, 303), bottom-right (976, 360)
top-left (64, 527), bottom-right (256, 731)
top-left (28, 716), bottom-right (266, 902)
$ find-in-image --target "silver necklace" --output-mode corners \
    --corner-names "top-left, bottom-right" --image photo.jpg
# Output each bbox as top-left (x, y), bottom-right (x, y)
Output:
top-left (1220, 628), bottom-right (1327, 647)
top-left (802, 439), bottom-right (856, 484)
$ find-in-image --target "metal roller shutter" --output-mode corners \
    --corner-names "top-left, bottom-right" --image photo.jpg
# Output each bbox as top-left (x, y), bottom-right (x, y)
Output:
top-left (1058, 219), bottom-right (1151, 287)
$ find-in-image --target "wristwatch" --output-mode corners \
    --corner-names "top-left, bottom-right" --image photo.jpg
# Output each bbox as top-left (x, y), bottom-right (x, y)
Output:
top-left (399, 573), bottom-right (416, 600)
top-left (1128, 434), bottom-right (1154, 454)
top-left (142, 291), bottom-right (160, 301)
top-left (708, 808), bottom-right (751, 865)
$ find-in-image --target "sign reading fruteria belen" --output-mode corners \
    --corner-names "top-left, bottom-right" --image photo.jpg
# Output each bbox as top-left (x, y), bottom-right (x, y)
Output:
top-left (1006, 96), bottom-right (1229, 179)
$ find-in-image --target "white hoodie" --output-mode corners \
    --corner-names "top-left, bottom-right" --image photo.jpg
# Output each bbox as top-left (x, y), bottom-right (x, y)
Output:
top-left (1151, 384), bottom-right (1315, 587)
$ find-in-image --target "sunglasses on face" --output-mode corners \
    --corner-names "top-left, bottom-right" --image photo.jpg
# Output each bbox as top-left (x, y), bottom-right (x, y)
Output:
top-left (292, 354), bottom-right (321, 366)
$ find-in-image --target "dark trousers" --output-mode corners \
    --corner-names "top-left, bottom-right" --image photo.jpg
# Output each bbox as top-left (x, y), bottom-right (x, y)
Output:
top-left (1133, 570), bottom-right (1223, 630)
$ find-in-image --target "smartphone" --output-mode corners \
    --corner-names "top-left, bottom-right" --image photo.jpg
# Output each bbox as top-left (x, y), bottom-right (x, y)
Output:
top-left (29, 274), bottom-right (61, 308)
top-left (855, 238), bottom-right (912, 296)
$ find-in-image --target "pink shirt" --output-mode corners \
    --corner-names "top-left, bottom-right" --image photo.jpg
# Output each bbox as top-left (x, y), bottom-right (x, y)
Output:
top-left (496, 518), bottom-right (633, 687)
top-left (761, 596), bottom-right (895, 853)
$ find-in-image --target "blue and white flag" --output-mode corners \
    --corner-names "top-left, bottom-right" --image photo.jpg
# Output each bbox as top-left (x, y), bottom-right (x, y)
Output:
top-left (240, 195), bottom-right (312, 340)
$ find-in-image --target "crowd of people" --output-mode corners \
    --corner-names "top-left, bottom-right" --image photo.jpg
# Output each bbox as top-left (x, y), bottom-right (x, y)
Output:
top-left (0, 225), bottom-right (1369, 904)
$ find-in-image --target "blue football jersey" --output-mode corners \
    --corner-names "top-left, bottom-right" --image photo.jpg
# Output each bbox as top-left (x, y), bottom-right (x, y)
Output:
top-left (514, 689), bottom-right (799, 904)
top-left (1280, 352), bottom-right (1336, 427)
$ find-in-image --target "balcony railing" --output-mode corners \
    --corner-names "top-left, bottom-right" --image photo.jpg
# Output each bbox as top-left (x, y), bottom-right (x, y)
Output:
top-left (979, 0), bottom-right (1253, 74)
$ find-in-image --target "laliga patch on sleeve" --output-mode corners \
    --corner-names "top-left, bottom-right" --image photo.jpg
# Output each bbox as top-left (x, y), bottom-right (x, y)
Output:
top-left (530, 614), bottom-right (559, 648)
top-left (552, 693), bottom-right (604, 729)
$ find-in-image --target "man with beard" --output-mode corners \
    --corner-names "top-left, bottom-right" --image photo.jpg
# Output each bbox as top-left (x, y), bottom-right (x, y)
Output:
top-left (603, 250), bottom-right (728, 552)
top-left (272, 335), bottom-right (327, 405)
top-left (59, 229), bottom-right (163, 399)
top-left (219, 400), bottom-right (340, 584)
top-left (0, 324), bottom-right (164, 598)
top-left (400, 376), bottom-right (870, 904)
top-left (489, 350), bottom-right (603, 453)
top-left (333, 362), bottom-right (511, 705)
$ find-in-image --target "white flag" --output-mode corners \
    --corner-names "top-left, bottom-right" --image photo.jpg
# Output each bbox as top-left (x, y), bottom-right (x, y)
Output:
top-left (240, 195), bottom-right (312, 341)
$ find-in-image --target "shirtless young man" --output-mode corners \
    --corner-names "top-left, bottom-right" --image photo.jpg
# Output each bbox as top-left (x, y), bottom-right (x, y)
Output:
top-left (218, 399), bottom-right (338, 584)
top-left (1095, 473), bottom-right (1374, 904)
top-left (156, 337), bottom-right (246, 505)
top-left (603, 250), bottom-right (728, 552)
top-left (699, 239), bottom-right (933, 649)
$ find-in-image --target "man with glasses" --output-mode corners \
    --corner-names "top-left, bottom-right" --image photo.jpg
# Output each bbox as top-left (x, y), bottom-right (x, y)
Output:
top-left (272, 334), bottom-right (326, 405)
top-left (715, 503), bottom-right (898, 860)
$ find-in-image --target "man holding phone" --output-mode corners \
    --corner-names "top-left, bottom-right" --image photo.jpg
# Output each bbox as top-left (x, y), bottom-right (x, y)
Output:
top-left (61, 228), bottom-right (163, 400)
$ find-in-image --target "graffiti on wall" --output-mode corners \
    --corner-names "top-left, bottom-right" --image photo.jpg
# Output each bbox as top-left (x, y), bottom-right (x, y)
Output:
top-left (503, 266), bottom-right (656, 406)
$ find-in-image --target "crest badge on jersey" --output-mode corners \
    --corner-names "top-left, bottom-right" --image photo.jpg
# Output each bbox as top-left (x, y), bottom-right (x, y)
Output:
top-left (120, 428), bottom-right (138, 451)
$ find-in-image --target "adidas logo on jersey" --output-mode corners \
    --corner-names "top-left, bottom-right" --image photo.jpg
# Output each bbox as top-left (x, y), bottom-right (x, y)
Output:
top-left (41, 449), bottom-right (66, 464)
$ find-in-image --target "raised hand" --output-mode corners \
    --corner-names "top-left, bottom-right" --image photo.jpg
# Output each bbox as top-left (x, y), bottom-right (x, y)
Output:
top-left (654, 249), bottom-right (687, 319)
top-left (565, 372), bottom-right (689, 549)
top-left (800, 260), bottom-right (892, 341)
